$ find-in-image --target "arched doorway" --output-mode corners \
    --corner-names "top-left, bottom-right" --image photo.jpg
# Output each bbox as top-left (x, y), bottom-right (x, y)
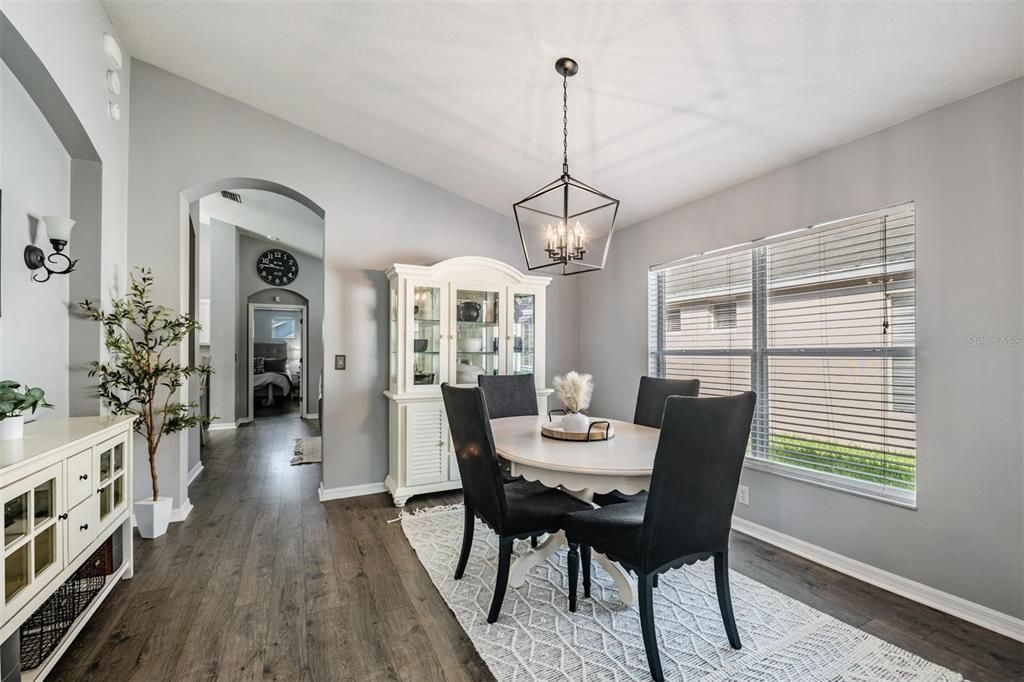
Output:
top-left (181, 178), bottom-right (326, 483)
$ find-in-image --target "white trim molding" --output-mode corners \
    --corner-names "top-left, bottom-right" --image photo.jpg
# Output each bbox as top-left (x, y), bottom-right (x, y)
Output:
top-left (732, 516), bottom-right (1024, 643)
top-left (207, 421), bottom-right (239, 431)
top-left (318, 481), bottom-right (388, 502)
top-left (187, 461), bottom-right (204, 486)
top-left (171, 498), bottom-right (193, 523)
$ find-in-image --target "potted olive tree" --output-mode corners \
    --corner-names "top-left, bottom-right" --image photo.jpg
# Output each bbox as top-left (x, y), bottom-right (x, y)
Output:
top-left (81, 268), bottom-right (210, 538)
top-left (0, 381), bottom-right (52, 440)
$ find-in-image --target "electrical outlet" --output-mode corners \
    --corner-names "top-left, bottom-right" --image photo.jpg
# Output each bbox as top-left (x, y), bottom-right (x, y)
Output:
top-left (737, 484), bottom-right (750, 506)
top-left (334, 354), bottom-right (346, 370)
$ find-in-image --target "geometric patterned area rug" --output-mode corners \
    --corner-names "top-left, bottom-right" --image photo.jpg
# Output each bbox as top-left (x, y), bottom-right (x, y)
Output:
top-left (402, 506), bottom-right (964, 682)
top-left (291, 436), bottom-right (322, 465)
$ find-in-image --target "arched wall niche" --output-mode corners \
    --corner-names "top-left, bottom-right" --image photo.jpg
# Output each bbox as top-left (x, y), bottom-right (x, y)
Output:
top-left (0, 13), bottom-right (103, 417)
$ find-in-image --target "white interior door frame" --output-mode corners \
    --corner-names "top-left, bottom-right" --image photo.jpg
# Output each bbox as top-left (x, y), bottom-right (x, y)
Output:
top-left (248, 302), bottom-right (308, 421)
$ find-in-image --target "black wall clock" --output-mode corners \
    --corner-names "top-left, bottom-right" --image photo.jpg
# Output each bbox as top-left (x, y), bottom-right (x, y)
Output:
top-left (257, 248), bottom-right (299, 286)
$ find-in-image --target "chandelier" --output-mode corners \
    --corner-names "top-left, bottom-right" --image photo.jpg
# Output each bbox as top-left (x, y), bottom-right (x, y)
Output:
top-left (514, 57), bottom-right (619, 275)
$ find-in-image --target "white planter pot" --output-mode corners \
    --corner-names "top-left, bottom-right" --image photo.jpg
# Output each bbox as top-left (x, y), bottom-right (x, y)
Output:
top-left (134, 497), bottom-right (173, 539)
top-left (561, 412), bottom-right (589, 434)
top-left (0, 416), bottom-right (25, 441)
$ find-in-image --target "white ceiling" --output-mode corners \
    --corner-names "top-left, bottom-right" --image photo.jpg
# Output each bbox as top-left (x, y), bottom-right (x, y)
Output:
top-left (105, 2), bottom-right (1023, 227)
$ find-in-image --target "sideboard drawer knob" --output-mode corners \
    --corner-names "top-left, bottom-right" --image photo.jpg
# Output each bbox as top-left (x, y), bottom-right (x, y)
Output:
top-left (80, 523), bottom-right (89, 531)
top-left (79, 473), bottom-right (88, 480)
top-left (58, 513), bottom-right (68, 521)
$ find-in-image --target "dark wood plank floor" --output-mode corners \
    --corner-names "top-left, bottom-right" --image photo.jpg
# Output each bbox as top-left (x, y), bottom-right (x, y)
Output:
top-left (51, 413), bottom-right (1022, 681)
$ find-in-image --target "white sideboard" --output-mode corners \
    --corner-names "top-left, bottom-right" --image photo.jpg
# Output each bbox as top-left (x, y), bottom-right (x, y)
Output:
top-left (0, 416), bottom-right (135, 681)
top-left (384, 257), bottom-right (552, 507)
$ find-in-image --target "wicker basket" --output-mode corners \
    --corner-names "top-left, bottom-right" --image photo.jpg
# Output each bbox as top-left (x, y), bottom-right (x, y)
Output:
top-left (19, 539), bottom-right (113, 670)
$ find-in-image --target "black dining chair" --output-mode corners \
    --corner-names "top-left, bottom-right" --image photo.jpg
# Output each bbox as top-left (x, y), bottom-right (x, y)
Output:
top-left (593, 376), bottom-right (701, 507)
top-left (441, 383), bottom-right (591, 623)
top-left (478, 373), bottom-right (539, 418)
top-left (477, 374), bottom-right (542, 545)
top-left (562, 393), bottom-right (756, 682)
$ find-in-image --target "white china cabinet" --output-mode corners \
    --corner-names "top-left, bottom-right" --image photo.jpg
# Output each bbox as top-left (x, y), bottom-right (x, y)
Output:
top-left (384, 257), bottom-right (552, 506)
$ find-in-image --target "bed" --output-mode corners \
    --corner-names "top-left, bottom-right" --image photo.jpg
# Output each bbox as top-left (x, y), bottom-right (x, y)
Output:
top-left (253, 342), bottom-right (293, 406)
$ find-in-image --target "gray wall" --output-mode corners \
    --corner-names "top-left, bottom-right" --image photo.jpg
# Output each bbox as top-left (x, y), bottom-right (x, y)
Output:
top-left (579, 78), bottom-right (1023, 618)
top-left (0, 62), bottom-right (71, 416)
top-left (237, 233), bottom-right (324, 418)
top-left (126, 60), bottom-right (578, 504)
top-left (208, 218), bottom-right (238, 425)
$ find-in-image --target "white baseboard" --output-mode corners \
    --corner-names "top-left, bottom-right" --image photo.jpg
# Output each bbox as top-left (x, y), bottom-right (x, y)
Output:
top-left (302, 413), bottom-right (319, 420)
top-left (170, 498), bottom-right (193, 523)
top-left (732, 516), bottom-right (1024, 643)
top-left (207, 422), bottom-right (238, 431)
top-left (318, 481), bottom-right (387, 502)
top-left (187, 461), bottom-right (204, 486)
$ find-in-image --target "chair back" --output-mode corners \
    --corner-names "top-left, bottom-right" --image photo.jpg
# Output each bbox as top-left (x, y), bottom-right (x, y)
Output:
top-left (478, 374), bottom-right (539, 419)
top-left (440, 384), bottom-right (508, 530)
top-left (640, 393), bottom-right (756, 572)
top-left (633, 376), bottom-right (701, 428)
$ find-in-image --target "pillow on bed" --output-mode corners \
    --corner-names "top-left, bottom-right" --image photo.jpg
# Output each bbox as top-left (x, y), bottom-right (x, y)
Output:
top-left (264, 357), bottom-right (287, 373)
top-left (253, 356), bottom-right (265, 374)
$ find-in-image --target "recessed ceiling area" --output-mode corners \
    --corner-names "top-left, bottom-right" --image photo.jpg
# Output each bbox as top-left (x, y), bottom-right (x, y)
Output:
top-left (105, 2), bottom-right (1023, 227)
top-left (199, 189), bottom-right (324, 258)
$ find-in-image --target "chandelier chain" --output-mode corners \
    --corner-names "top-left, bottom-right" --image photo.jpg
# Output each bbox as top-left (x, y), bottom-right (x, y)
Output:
top-left (562, 72), bottom-right (569, 176)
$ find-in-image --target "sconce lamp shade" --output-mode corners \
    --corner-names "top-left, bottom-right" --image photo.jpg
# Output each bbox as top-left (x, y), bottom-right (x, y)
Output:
top-left (42, 216), bottom-right (75, 246)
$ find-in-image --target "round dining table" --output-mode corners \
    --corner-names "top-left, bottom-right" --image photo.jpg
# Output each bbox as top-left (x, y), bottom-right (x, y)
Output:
top-left (490, 414), bottom-right (660, 607)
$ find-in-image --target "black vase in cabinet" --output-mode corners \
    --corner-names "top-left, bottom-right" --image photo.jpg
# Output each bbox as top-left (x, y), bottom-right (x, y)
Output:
top-left (458, 301), bottom-right (481, 322)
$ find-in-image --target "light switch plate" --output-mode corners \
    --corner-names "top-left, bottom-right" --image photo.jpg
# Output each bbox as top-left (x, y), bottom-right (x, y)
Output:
top-left (737, 484), bottom-right (750, 506)
top-left (335, 354), bottom-right (346, 370)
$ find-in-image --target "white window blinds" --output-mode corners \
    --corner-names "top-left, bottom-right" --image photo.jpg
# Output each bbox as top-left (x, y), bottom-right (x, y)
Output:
top-left (649, 203), bottom-right (916, 504)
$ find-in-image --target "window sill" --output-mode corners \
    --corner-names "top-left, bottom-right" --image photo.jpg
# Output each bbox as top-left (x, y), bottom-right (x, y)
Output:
top-left (743, 457), bottom-right (917, 510)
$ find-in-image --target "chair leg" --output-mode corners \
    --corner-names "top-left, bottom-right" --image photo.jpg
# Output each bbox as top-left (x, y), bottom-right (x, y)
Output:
top-left (638, 573), bottom-right (664, 681)
top-left (531, 535), bottom-right (538, 549)
top-left (581, 545), bottom-right (591, 598)
top-left (652, 573), bottom-right (659, 588)
top-left (454, 505), bottom-right (475, 580)
top-left (567, 542), bottom-right (580, 612)
top-left (714, 552), bottom-right (742, 650)
top-left (487, 537), bottom-right (514, 624)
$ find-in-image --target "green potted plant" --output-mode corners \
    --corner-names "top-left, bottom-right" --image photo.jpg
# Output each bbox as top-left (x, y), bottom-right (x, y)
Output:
top-left (0, 381), bottom-right (52, 440)
top-left (81, 268), bottom-right (210, 538)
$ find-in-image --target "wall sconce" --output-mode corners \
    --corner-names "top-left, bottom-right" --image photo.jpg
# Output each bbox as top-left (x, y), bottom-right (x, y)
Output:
top-left (24, 216), bottom-right (78, 282)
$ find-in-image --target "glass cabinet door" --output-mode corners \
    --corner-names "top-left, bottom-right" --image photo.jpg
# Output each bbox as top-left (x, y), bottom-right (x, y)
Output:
top-left (411, 285), bottom-right (443, 387)
top-left (2, 464), bottom-right (62, 608)
top-left (453, 288), bottom-right (502, 385)
top-left (389, 281), bottom-right (399, 387)
top-left (510, 293), bottom-right (537, 376)
top-left (96, 440), bottom-right (128, 526)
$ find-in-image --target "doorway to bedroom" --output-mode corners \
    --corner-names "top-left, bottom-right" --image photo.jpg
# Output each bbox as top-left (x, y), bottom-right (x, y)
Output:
top-left (250, 303), bottom-right (307, 421)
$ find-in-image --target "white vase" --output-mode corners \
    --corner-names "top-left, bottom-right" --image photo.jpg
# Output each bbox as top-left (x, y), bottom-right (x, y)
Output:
top-left (0, 416), bottom-right (25, 441)
top-left (561, 412), bottom-right (589, 434)
top-left (134, 497), bottom-right (173, 539)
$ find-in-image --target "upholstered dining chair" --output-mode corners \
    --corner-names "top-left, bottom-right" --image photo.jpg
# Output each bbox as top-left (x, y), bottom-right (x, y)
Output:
top-left (562, 393), bottom-right (757, 682)
top-left (477, 374), bottom-right (543, 545)
top-left (440, 383), bottom-right (591, 623)
top-left (593, 376), bottom-right (701, 507)
top-left (478, 373), bottom-right (538, 418)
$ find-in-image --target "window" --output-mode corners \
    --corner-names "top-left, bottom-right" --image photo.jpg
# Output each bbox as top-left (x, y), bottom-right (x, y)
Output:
top-left (271, 317), bottom-right (297, 339)
top-left (649, 204), bottom-right (916, 505)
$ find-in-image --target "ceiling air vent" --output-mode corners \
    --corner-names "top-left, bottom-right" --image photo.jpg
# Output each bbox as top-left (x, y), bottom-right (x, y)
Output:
top-left (221, 190), bottom-right (242, 204)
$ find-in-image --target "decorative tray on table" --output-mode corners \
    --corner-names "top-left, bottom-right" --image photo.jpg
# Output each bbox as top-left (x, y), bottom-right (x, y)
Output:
top-left (541, 419), bottom-right (615, 442)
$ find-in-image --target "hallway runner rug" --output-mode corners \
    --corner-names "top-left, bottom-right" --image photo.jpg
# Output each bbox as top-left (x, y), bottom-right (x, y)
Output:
top-left (401, 505), bottom-right (964, 681)
top-left (291, 437), bottom-right (322, 465)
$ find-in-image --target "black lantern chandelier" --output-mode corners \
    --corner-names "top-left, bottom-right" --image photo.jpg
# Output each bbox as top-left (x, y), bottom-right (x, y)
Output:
top-left (514, 57), bottom-right (619, 276)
